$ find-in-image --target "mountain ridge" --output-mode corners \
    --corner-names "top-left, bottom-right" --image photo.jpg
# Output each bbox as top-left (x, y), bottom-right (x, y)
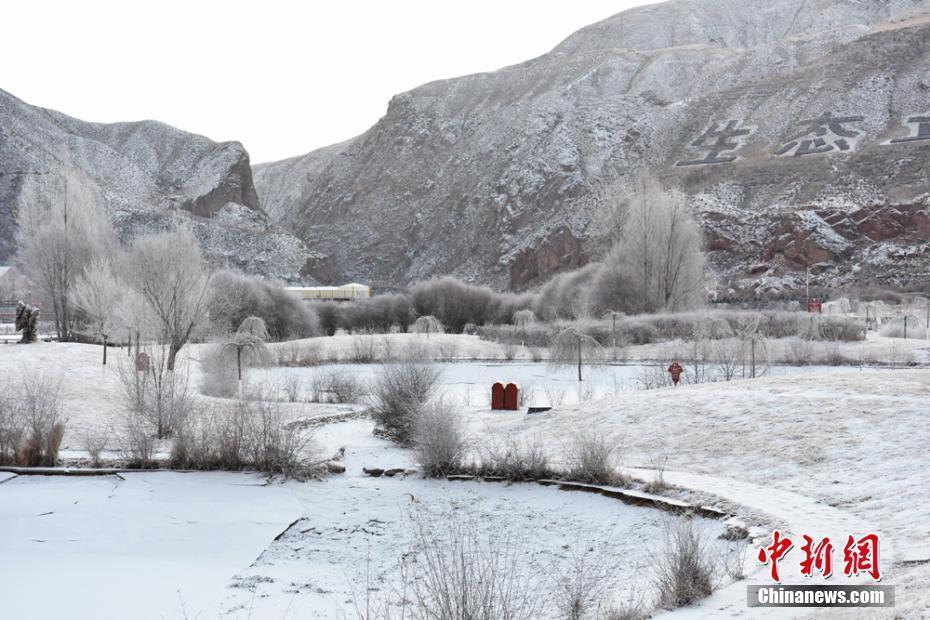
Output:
top-left (254, 0), bottom-right (930, 294)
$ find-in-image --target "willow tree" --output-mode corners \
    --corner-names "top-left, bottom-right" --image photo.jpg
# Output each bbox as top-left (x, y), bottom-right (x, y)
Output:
top-left (224, 316), bottom-right (269, 399)
top-left (412, 315), bottom-right (444, 341)
top-left (549, 326), bottom-right (602, 382)
top-left (513, 309), bottom-right (536, 346)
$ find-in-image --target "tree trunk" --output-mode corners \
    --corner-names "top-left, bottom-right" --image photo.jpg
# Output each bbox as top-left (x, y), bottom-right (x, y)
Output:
top-left (167, 341), bottom-right (181, 372)
top-left (102, 336), bottom-right (108, 366)
top-left (577, 336), bottom-right (582, 382)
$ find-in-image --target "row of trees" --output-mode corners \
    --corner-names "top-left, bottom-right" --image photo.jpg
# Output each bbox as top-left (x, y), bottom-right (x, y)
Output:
top-left (15, 172), bottom-right (704, 353)
top-left (16, 191), bottom-right (210, 369)
top-left (315, 174), bottom-right (705, 333)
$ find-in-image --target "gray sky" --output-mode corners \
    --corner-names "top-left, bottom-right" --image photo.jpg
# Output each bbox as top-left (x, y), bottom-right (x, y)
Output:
top-left (4, 1), bottom-right (656, 163)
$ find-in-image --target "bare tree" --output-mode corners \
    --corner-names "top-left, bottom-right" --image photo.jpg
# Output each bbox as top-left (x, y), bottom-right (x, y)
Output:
top-left (224, 316), bottom-right (270, 399)
top-left (598, 174), bottom-right (704, 314)
top-left (124, 228), bottom-right (211, 371)
top-left (15, 176), bottom-right (114, 340)
top-left (549, 326), bottom-right (602, 382)
top-left (71, 257), bottom-right (124, 364)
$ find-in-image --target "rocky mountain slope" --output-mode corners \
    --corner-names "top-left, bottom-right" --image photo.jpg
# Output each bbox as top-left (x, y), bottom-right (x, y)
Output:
top-left (254, 0), bottom-right (930, 295)
top-left (0, 89), bottom-right (308, 280)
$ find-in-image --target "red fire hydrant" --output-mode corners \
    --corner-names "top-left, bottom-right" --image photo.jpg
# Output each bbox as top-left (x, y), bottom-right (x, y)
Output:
top-left (667, 362), bottom-right (684, 386)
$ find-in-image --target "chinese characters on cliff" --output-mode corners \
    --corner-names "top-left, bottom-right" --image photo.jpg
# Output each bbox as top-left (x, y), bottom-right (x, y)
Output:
top-left (675, 112), bottom-right (928, 167)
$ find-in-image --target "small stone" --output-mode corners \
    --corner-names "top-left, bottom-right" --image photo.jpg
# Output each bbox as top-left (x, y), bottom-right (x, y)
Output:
top-left (326, 461), bottom-right (346, 474)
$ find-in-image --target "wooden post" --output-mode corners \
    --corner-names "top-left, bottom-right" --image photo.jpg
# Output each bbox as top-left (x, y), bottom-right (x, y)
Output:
top-left (611, 313), bottom-right (617, 362)
top-left (237, 346), bottom-right (243, 400)
top-left (102, 335), bottom-right (108, 366)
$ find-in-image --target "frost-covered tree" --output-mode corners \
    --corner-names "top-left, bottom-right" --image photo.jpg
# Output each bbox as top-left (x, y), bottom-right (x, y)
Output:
top-left (412, 315), bottom-right (444, 340)
top-left (549, 326), bottom-right (602, 382)
top-left (124, 227), bottom-right (211, 371)
top-left (596, 174), bottom-right (704, 314)
top-left (15, 177), bottom-right (114, 340)
top-left (224, 316), bottom-right (269, 398)
top-left (513, 309), bottom-right (536, 346)
top-left (71, 257), bottom-right (124, 364)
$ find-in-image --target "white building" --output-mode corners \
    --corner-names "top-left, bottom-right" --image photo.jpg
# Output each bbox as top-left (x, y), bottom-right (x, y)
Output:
top-left (286, 283), bottom-right (371, 302)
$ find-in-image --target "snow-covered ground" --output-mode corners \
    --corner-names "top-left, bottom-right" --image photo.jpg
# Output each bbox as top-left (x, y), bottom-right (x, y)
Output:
top-left (0, 471), bottom-right (301, 619)
top-left (2, 334), bottom-right (929, 618)
top-left (249, 360), bottom-right (875, 408)
top-left (220, 418), bottom-right (737, 618)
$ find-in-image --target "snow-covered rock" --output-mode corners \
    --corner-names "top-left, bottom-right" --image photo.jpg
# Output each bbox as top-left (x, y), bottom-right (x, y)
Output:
top-left (0, 89), bottom-right (308, 280)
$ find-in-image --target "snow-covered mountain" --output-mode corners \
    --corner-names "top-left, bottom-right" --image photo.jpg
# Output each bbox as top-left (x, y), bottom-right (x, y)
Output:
top-left (254, 0), bottom-right (930, 294)
top-left (0, 89), bottom-right (308, 280)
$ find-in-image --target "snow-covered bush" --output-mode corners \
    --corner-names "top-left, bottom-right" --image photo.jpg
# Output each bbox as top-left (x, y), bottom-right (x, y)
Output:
top-left (199, 345), bottom-right (240, 398)
top-left (652, 519), bottom-right (715, 609)
top-left (347, 335), bottom-right (377, 363)
top-left (402, 509), bottom-right (541, 620)
top-left (0, 373), bottom-right (65, 467)
top-left (478, 435), bottom-right (553, 481)
top-left (413, 401), bottom-right (468, 477)
top-left (371, 363), bottom-right (441, 445)
top-left (171, 398), bottom-right (317, 478)
top-left (411, 315), bottom-right (444, 337)
top-left (207, 269), bottom-right (320, 340)
top-left (564, 431), bottom-right (624, 485)
top-left (117, 345), bottom-right (196, 439)
top-left (321, 369), bottom-right (367, 404)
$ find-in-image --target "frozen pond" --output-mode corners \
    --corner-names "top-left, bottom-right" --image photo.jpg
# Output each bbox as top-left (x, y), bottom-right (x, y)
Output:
top-left (0, 430), bottom-right (743, 620)
top-left (249, 361), bottom-right (879, 407)
top-left (0, 472), bottom-right (301, 620)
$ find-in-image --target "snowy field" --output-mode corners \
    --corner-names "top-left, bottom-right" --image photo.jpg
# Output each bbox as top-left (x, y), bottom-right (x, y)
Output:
top-left (249, 360), bottom-right (874, 408)
top-left (2, 334), bottom-right (930, 618)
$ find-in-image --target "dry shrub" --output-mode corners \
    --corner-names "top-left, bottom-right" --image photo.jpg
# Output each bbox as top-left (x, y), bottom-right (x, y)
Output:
top-left (82, 427), bottom-right (110, 467)
top-left (320, 369), bottom-right (367, 403)
top-left (544, 385), bottom-right (567, 407)
top-left (653, 519), bottom-right (715, 609)
top-left (281, 375), bottom-right (303, 402)
top-left (348, 335), bottom-right (377, 363)
top-left (118, 346), bottom-right (196, 438)
top-left (171, 396), bottom-right (317, 478)
top-left (478, 436), bottom-right (553, 481)
top-left (643, 456), bottom-right (670, 495)
top-left (371, 363), bottom-right (441, 445)
top-left (0, 373), bottom-right (65, 467)
top-left (402, 509), bottom-right (541, 620)
top-left (552, 548), bottom-right (621, 620)
top-left (413, 401), bottom-right (468, 477)
top-left (564, 431), bottom-right (624, 485)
